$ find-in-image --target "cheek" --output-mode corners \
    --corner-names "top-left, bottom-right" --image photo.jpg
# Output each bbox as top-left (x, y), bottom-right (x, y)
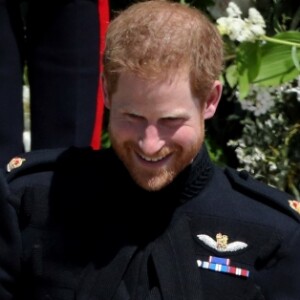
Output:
top-left (170, 126), bottom-right (202, 147)
top-left (110, 121), bottom-right (139, 142)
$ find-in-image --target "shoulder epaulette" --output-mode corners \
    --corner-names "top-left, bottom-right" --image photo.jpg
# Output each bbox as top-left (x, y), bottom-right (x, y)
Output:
top-left (224, 167), bottom-right (300, 223)
top-left (5, 147), bottom-right (68, 183)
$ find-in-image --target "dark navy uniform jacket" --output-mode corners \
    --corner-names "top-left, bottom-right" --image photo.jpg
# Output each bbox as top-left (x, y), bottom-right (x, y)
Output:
top-left (1, 146), bottom-right (300, 300)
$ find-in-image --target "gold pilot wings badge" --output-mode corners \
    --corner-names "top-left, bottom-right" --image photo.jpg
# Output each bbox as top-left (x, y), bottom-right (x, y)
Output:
top-left (197, 233), bottom-right (248, 252)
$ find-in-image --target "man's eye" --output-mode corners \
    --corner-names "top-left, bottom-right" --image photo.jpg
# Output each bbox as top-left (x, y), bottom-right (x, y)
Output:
top-left (162, 118), bottom-right (185, 126)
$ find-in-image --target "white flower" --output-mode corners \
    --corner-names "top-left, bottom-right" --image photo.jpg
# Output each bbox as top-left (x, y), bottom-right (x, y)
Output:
top-left (217, 17), bottom-right (233, 35)
top-left (226, 2), bottom-right (242, 18)
top-left (236, 23), bottom-right (255, 42)
top-left (269, 162), bottom-right (277, 171)
top-left (285, 76), bottom-right (300, 101)
top-left (231, 19), bottom-right (246, 40)
top-left (239, 85), bottom-right (275, 116)
top-left (216, 2), bottom-right (266, 42)
top-left (248, 8), bottom-right (265, 27)
top-left (249, 24), bottom-right (266, 37)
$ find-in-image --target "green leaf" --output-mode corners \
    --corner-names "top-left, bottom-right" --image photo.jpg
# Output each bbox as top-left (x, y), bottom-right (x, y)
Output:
top-left (237, 42), bottom-right (261, 82)
top-left (253, 31), bottom-right (300, 86)
top-left (246, 44), bottom-right (261, 82)
top-left (235, 42), bottom-right (260, 98)
top-left (225, 64), bottom-right (238, 88)
top-left (238, 68), bottom-right (250, 99)
top-left (292, 46), bottom-right (300, 71)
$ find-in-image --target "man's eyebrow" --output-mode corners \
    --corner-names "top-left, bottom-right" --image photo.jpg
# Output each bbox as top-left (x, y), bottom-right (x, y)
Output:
top-left (162, 110), bottom-right (189, 118)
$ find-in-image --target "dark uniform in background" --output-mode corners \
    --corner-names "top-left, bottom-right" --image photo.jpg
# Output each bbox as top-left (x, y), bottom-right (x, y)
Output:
top-left (0, 0), bottom-right (132, 168)
top-left (1, 146), bottom-right (300, 299)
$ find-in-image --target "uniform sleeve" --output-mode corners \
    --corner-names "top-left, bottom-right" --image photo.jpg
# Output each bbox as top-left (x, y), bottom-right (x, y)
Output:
top-left (259, 225), bottom-right (300, 299)
top-left (279, 227), bottom-right (300, 298)
top-left (0, 170), bottom-right (21, 300)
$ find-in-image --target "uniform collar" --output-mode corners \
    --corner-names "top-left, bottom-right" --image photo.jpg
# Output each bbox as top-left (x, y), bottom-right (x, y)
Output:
top-left (112, 145), bottom-right (214, 204)
top-left (179, 145), bottom-right (214, 202)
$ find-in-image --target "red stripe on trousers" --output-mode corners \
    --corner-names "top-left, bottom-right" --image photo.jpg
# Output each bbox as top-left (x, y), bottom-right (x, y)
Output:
top-left (91, 0), bottom-right (110, 149)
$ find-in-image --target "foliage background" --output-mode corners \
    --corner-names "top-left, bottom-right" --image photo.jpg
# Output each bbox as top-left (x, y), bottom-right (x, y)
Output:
top-left (181, 0), bottom-right (300, 198)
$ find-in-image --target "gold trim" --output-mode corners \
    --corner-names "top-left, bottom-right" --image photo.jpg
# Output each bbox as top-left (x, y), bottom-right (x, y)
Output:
top-left (6, 157), bottom-right (26, 172)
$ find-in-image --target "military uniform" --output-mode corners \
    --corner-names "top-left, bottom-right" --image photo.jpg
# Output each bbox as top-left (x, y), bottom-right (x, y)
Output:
top-left (1, 146), bottom-right (300, 300)
top-left (0, 0), bottom-right (111, 166)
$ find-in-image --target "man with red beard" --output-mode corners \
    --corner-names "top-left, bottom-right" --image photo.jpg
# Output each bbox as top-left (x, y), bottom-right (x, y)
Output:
top-left (1, 1), bottom-right (300, 300)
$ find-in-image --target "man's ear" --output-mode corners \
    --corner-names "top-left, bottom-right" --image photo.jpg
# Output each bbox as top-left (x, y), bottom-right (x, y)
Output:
top-left (204, 80), bottom-right (222, 120)
top-left (102, 77), bottom-right (110, 109)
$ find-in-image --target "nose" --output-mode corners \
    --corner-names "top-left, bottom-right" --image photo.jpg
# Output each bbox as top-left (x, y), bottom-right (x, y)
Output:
top-left (138, 124), bottom-right (165, 155)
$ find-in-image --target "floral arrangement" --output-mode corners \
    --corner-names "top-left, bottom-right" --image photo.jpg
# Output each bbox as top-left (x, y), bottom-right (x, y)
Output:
top-left (214, 2), bottom-right (300, 198)
top-left (216, 1), bottom-right (300, 99)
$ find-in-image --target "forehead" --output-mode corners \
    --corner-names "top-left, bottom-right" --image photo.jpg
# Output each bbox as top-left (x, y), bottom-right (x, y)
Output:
top-left (115, 71), bottom-right (191, 96)
top-left (110, 71), bottom-right (200, 116)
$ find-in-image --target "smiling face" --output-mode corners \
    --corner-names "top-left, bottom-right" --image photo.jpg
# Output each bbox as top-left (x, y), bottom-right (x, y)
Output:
top-left (105, 72), bottom-right (221, 191)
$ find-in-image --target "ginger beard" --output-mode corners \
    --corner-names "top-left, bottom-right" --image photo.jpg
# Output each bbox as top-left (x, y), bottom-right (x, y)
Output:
top-left (109, 124), bottom-right (203, 191)
top-left (104, 72), bottom-right (216, 192)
